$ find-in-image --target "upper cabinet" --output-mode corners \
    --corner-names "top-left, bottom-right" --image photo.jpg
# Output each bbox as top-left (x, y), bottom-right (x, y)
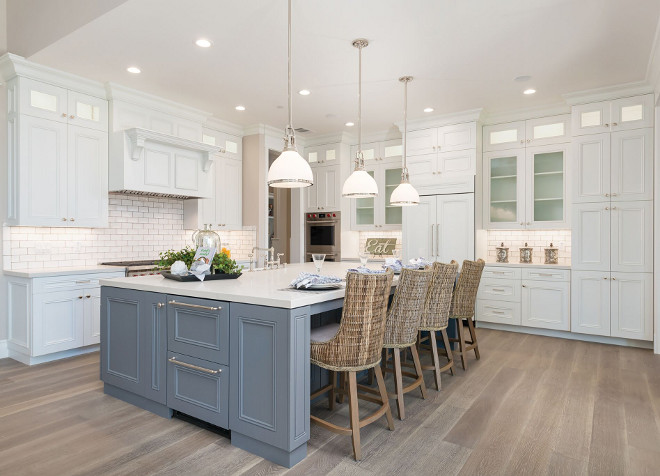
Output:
top-left (408, 123), bottom-right (476, 155)
top-left (350, 139), bottom-right (402, 164)
top-left (202, 128), bottom-right (242, 161)
top-left (306, 165), bottom-right (340, 213)
top-left (351, 161), bottom-right (403, 230)
top-left (571, 94), bottom-right (654, 136)
top-left (307, 143), bottom-right (340, 166)
top-left (7, 76), bottom-right (109, 227)
top-left (483, 115), bottom-right (570, 152)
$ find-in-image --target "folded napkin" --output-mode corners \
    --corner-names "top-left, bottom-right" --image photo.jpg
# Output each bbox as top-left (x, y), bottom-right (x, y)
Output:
top-left (409, 257), bottom-right (432, 268)
top-left (290, 272), bottom-right (343, 289)
top-left (348, 266), bottom-right (387, 274)
top-left (382, 258), bottom-right (403, 273)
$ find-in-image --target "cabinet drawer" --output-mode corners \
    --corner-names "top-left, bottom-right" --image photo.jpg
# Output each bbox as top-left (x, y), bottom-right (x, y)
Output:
top-left (33, 272), bottom-right (124, 294)
top-left (482, 267), bottom-right (522, 280)
top-left (476, 300), bottom-right (521, 325)
top-left (522, 268), bottom-right (570, 282)
top-left (477, 278), bottom-right (521, 302)
top-left (167, 352), bottom-right (229, 429)
top-left (167, 296), bottom-right (229, 364)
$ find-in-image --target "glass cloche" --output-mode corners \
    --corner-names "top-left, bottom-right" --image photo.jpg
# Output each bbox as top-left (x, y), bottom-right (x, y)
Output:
top-left (192, 225), bottom-right (222, 250)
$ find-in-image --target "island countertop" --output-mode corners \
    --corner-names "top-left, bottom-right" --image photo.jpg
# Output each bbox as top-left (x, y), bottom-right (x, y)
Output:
top-left (99, 262), bottom-right (392, 309)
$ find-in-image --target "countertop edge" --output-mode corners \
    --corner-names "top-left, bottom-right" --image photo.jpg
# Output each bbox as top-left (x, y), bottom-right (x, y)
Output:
top-left (4, 265), bottom-right (127, 278)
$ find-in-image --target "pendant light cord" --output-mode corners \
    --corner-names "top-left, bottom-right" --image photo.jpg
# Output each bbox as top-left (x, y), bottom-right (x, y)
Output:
top-left (284, 0), bottom-right (296, 150)
top-left (399, 76), bottom-right (413, 182)
top-left (357, 43), bottom-right (362, 167)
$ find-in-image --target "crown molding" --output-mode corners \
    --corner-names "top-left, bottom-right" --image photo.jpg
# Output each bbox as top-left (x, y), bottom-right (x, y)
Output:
top-left (204, 117), bottom-right (245, 137)
top-left (0, 52), bottom-right (106, 97)
top-left (105, 82), bottom-right (211, 123)
top-left (243, 123), bottom-right (285, 139)
top-left (481, 102), bottom-right (570, 125)
top-left (562, 81), bottom-right (654, 106)
top-left (394, 108), bottom-right (484, 132)
top-left (302, 131), bottom-right (354, 147)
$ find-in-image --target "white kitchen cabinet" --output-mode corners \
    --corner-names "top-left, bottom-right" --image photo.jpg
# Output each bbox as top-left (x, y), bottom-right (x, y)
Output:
top-left (525, 144), bottom-right (568, 229)
top-left (406, 129), bottom-right (437, 156)
top-left (184, 156), bottom-right (243, 230)
top-left (350, 139), bottom-right (402, 164)
top-left (573, 129), bottom-right (653, 203)
top-left (305, 164), bottom-right (339, 212)
top-left (521, 280), bottom-right (570, 331)
top-left (572, 94), bottom-right (654, 136)
top-left (476, 300), bottom-right (521, 326)
top-left (18, 77), bottom-right (69, 123)
top-left (408, 123), bottom-right (477, 155)
top-left (610, 272), bottom-right (653, 341)
top-left (570, 271), bottom-right (611, 337)
top-left (610, 201), bottom-right (653, 273)
top-left (524, 115), bottom-right (571, 147)
top-left (307, 143), bottom-right (340, 165)
top-left (482, 149), bottom-right (526, 229)
top-left (67, 90), bottom-right (109, 132)
top-left (402, 193), bottom-right (474, 264)
top-left (351, 162), bottom-right (403, 230)
top-left (572, 202), bottom-right (611, 271)
top-left (7, 271), bottom-right (125, 365)
top-left (483, 121), bottom-right (526, 151)
top-left (202, 128), bottom-right (242, 161)
top-left (408, 149), bottom-right (476, 181)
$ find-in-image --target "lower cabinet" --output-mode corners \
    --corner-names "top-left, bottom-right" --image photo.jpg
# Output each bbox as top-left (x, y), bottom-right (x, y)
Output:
top-left (167, 352), bottom-right (229, 428)
top-left (571, 271), bottom-right (653, 340)
top-left (100, 288), bottom-right (168, 404)
top-left (477, 265), bottom-right (570, 332)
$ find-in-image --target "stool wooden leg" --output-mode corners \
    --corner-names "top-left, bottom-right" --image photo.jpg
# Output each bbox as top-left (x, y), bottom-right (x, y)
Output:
top-left (328, 371), bottom-right (335, 411)
top-left (392, 348), bottom-right (405, 420)
top-left (374, 365), bottom-right (395, 431)
top-left (410, 344), bottom-right (427, 399)
top-left (457, 319), bottom-right (468, 371)
top-left (466, 316), bottom-right (480, 360)
top-left (440, 328), bottom-right (455, 376)
top-left (429, 331), bottom-right (442, 390)
top-left (367, 368), bottom-right (374, 386)
top-left (337, 372), bottom-right (346, 404)
top-left (348, 371), bottom-right (361, 460)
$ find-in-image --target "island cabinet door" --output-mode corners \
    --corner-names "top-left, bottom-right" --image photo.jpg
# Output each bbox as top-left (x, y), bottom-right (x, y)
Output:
top-left (166, 296), bottom-right (229, 365)
top-left (100, 288), bottom-right (167, 404)
top-left (229, 303), bottom-right (311, 463)
top-left (167, 351), bottom-right (229, 428)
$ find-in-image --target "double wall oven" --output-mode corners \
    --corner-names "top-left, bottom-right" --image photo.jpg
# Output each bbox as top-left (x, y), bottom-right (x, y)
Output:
top-left (305, 211), bottom-right (341, 262)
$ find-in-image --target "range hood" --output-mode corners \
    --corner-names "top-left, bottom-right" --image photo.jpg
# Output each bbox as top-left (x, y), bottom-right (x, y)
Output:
top-left (109, 128), bottom-right (221, 199)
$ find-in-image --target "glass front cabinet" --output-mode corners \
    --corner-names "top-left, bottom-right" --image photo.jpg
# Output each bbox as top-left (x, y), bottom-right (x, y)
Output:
top-left (352, 163), bottom-right (403, 230)
top-left (484, 144), bottom-right (568, 229)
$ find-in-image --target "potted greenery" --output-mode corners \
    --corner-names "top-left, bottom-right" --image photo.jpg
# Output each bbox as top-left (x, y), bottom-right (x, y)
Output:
top-left (157, 246), bottom-right (243, 278)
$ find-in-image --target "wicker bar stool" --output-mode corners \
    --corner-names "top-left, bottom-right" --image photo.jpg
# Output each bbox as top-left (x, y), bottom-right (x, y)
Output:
top-left (375, 267), bottom-right (433, 420)
top-left (417, 260), bottom-right (459, 390)
top-left (309, 270), bottom-right (395, 461)
top-left (449, 259), bottom-right (485, 370)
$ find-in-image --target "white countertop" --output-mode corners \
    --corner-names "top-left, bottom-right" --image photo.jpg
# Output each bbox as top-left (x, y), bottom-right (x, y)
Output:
top-left (485, 261), bottom-right (571, 270)
top-left (100, 262), bottom-right (394, 309)
top-left (4, 265), bottom-right (126, 278)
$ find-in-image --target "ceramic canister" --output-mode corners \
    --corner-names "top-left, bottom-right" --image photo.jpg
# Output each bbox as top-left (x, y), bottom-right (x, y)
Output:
top-left (496, 242), bottom-right (509, 263)
top-left (519, 242), bottom-right (533, 264)
top-left (544, 243), bottom-right (559, 265)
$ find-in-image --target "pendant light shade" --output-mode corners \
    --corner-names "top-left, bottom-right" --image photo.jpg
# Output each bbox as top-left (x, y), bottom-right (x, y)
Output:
top-left (390, 76), bottom-right (420, 206)
top-left (342, 39), bottom-right (378, 198)
top-left (267, 0), bottom-right (313, 188)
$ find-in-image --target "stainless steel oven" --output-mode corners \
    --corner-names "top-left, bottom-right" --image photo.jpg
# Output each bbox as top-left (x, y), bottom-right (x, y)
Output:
top-left (305, 211), bottom-right (341, 262)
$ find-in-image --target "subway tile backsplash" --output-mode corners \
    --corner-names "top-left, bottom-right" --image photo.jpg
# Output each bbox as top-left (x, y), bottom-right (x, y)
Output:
top-left (3, 195), bottom-right (256, 270)
top-left (486, 229), bottom-right (571, 265)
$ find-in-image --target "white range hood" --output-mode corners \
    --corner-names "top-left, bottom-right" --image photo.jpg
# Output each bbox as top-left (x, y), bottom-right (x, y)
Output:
top-left (109, 127), bottom-right (221, 199)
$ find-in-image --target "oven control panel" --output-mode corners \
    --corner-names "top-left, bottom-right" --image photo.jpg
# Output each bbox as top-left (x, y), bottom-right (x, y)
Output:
top-left (306, 211), bottom-right (340, 220)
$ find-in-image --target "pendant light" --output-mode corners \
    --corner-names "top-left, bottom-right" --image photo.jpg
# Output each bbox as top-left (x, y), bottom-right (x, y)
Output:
top-left (342, 39), bottom-right (378, 198)
top-left (267, 0), bottom-right (313, 188)
top-left (390, 76), bottom-right (420, 206)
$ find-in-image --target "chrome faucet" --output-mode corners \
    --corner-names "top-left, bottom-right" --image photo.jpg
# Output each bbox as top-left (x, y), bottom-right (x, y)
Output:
top-left (276, 253), bottom-right (285, 268)
top-left (251, 246), bottom-right (276, 269)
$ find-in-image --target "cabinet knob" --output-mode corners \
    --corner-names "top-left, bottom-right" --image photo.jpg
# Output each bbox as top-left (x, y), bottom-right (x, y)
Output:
top-left (78, 296), bottom-right (83, 299)
top-left (432, 171), bottom-right (436, 175)
top-left (70, 218), bottom-right (75, 221)
top-left (61, 217), bottom-right (67, 221)
top-left (527, 139), bottom-right (531, 143)
top-left (611, 193), bottom-right (617, 197)
top-left (612, 277), bottom-right (616, 281)
top-left (520, 222), bottom-right (524, 225)
top-left (522, 284), bottom-right (527, 288)
top-left (69, 115), bottom-right (74, 119)
top-left (85, 295), bottom-right (91, 299)
top-left (604, 193), bottom-right (609, 197)
top-left (526, 222), bottom-right (531, 225)
top-left (605, 207), bottom-right (609, 210)
top-left (520, 140), bottom-right (524, 144)
top-left (604, 123), bottom-right (610, 127)
top-left (611, 206), bottom-right (616, 210)
top-left (603, 276), bottom-right (608, 280)
top-left (612, 122), bottom-right (618, 127)
top-left (157, 302), bottom-right (164, 308)
top-left (61, 113), bottom-right (67, 117)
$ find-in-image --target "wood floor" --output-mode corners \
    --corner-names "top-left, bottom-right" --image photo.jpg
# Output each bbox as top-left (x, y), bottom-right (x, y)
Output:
top-left (2, 329), bottom-right (660, 475)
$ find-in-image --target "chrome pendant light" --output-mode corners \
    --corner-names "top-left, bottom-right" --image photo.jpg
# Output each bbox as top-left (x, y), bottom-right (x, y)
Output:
top-left (267, 0), bottom-right (313, 188)
top-left (390, 76), bottom-right (420, 206)
top-left (342, 39), bottom-right (378, 198)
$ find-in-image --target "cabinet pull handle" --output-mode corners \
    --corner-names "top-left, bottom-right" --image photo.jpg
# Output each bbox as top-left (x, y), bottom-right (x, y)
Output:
top-left (536, 273), bottom-right (553, 277)
top-left (85, 295), bottom-right (91, 298)
top-left (78, 296), bottom-right (83, 299)
top-left (61, 113), bottom-right (67, 117)
top-left (522, 284), bottom-right (527, 288)
top-left (611, 193), bottom-right (617, 197)
top-left (157, 302), bottom-right (164, 308)
top-left (75, 280), bottom-right (91, 284)
top-left (62, 218), bottom-right (67, 221)
top-left (430, 224), bottom-right (435, 258)
top-left (491, 310), bottom-right (505, 315)
top-left (611, 277), bottom-right (616, 281)
top-left (169, 357), bottom-right (221, 375)
top-left (492, 288), bottom-right (505, 292)
top-left (168, 300), bottom-right (220, 311)
top-left (520, 140), bottom-right (524, 144)
top-left (603, 277), bottom-right (609, 280)
top-left (604, 123), bottom-right (609, 127)
top-left (605, 207), bottom-right (609, 210)
top-left (604, 193), bottom-right (609, 197)
top-left (612, 122), bottom-right (618, 127)
top-left (70, 218), bottom-right (75, 221)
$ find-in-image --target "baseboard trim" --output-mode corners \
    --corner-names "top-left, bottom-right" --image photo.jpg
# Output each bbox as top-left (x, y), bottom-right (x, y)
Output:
top-left (8, 345), bottom-right (100, 365)
top-left (0, 340), bottom-right (7, 359)
top-left (477, 322), bottom-right (654, 349)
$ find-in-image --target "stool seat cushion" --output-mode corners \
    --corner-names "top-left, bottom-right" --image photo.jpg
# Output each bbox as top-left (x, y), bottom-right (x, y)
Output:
top-left (311, 323), bottom-right (341, 343)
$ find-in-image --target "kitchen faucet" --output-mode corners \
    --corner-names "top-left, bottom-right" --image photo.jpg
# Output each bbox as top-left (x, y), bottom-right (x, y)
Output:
top-left (251, 246), bottom-right (276, 269)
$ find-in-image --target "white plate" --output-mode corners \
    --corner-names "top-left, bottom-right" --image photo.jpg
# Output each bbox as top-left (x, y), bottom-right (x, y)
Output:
top-left (305, 282), bottom-right (343, 290)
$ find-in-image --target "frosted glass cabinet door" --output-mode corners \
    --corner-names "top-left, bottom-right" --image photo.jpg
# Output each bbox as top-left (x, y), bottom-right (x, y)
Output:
top-left (67, 91), bottom-right (108, 132)
top-left (19, 77), bottom-right (68, 122)
top-left (572, 134), bottom-right (610, 203)
top-left (610, 94), bottom-right (654, 132)
top-left (526, 145), bottom-right (567, 228)
top-left (383, 167), bottom-right (403, 227)
top-left (483, 150), bottom-right (525, 229)
top-left (524, 114), bottom-right (571, 147)
top-left (571, 101), bottom-right (611, 136)
top-left (353, 170), bottom-right (376, 227)
top-left (610, 128), bottom-right (653, 201)
top-left (483, 121), bottom-right (525, 152)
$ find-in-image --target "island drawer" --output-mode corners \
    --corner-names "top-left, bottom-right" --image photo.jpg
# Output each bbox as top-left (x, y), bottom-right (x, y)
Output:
top-left (167, 296), bottom-right (229, 364)
top-left (167, 352), bottom-right (228, 429)
top-left (476, 299), bottom-right (521, 325)
top-left (476, 278), bottom-right (521, 302)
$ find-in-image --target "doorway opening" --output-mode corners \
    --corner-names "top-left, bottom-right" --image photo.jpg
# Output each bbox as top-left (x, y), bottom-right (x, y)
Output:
top-left (268, 149), bottom-right (291, 262)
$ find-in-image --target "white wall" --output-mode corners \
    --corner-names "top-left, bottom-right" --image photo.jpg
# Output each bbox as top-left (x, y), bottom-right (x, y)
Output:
top-left (0, 0), bottom-right (8, 349)
top-left (655, 101), bottom-right (660, 354)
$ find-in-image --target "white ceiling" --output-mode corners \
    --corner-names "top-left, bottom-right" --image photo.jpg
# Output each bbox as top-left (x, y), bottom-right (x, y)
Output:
top-left (26, 0), bottom-right (660, 135)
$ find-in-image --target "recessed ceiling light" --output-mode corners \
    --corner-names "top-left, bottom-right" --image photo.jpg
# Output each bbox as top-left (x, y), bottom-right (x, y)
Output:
top-left (298, 89), bottom-right (311, 96)
top-left (515, 75), bottom-right (532, 82)
top-left (345, 122), bottom-right (354, 127)
top-left (523, 88), bottom-right (536, 95)
top-left (126, 66), bottom-right (141, 74)
top-left (423, 107), bottom-right (434, 113)
top-left (235, 105), bottom-right (246, 111)
top-left (195, 38), bottom-right (212, 48)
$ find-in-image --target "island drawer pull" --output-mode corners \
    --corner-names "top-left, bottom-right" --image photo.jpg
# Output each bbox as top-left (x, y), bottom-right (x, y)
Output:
top-left (75, 280), bottom-right (92, 284)
top-left (168, 300), bottom-right (221, 311)
top-left (168, 357), bottom-right (221, 375)
top-left (491, 288), bottom-right (506, 292)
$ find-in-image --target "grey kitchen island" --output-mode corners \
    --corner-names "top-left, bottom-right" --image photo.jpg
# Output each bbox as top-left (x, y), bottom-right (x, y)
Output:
top-left (99, 262), bottom-right (375, 468)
